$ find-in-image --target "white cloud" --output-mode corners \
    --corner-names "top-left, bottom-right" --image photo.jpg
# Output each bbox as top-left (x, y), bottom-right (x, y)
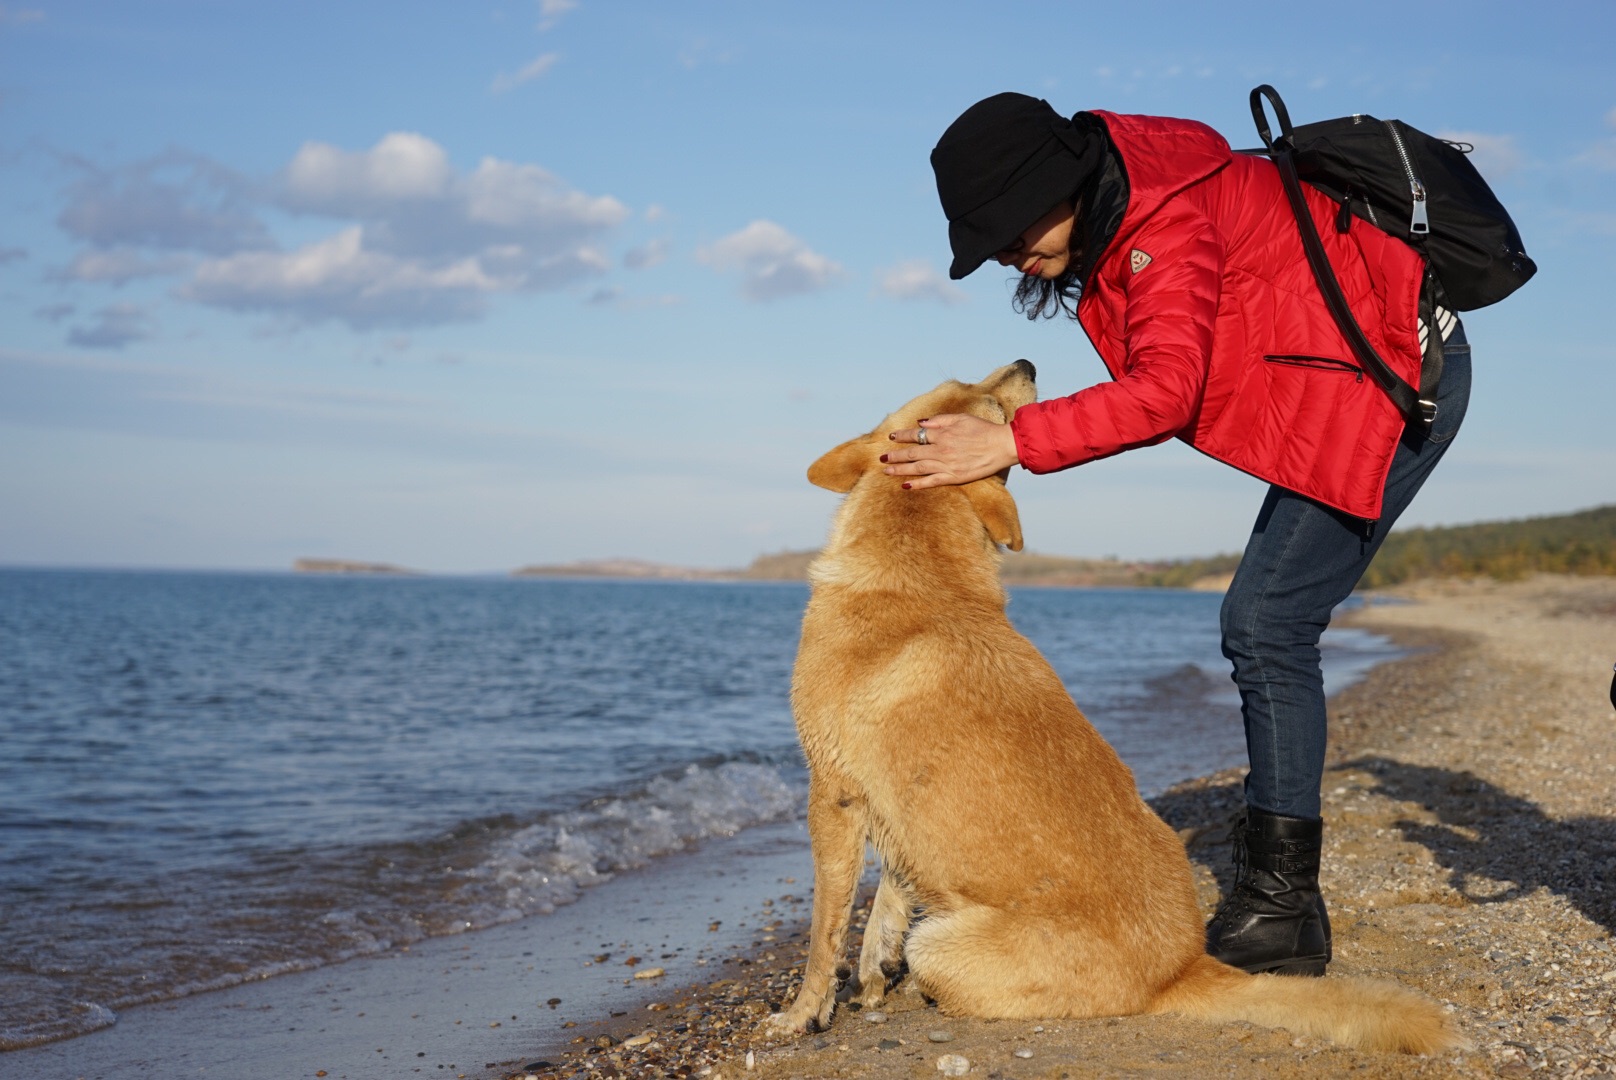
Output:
top-left (490, 52), bottom-right (560, 95)
top-left (184, 226), bottom-right (608, 329)
top-left (697, 220), bottom-right (843, 302)
top-left (536, 0), bottom-right (577, 31)
top-left (1437, 130), bottom-right (1524, 181)
top-left (277, 133), bottom-right (627, 256)
top-left (174, 134), bottom-right (630, 328)
top-left (874, 259), bottom-right (966, 306)
top-left (68, 303), bottom-right (153, 349)
top-left (58, 134), bottom-right (632, 330)
top-left (57, 247), bottom-right (191, 285)
top-left (623, 237), bottom-right (668, 270)
top-left (283, 133), bottom-right (453, 210)
top-left (460, 156), bottom-right (624, 234)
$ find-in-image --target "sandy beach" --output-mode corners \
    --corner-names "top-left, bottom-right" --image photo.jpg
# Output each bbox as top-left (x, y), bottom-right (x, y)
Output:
top-left (518, 575), bottom-right (1616, 1080)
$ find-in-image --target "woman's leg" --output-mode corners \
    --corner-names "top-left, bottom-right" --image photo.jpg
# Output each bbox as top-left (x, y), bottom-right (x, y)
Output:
top-left (1208, 326), bottom-right (1472, 972)
top-left (1224, 327), bottom-right (1472, 817)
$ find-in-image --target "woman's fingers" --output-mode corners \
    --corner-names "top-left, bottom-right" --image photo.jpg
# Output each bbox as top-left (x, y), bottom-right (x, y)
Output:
top-left (879, 413), bottom-right (1019, 489)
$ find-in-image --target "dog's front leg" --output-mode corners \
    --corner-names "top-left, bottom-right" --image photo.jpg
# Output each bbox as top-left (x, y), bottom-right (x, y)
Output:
top-left (766, 771), bottom-right (865, 1036)
top-left (853, 870), bottom-right (912, 1008)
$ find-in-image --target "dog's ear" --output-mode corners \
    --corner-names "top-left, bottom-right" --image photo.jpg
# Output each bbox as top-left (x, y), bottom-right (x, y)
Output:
top-left (962, 476), bottom-right (1024, 552)
top-left (806, 437), bottom-right (870, 493)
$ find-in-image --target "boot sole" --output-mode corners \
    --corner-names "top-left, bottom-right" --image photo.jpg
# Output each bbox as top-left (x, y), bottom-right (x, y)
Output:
top-left (1242, 957), bottom-right (1328, 977)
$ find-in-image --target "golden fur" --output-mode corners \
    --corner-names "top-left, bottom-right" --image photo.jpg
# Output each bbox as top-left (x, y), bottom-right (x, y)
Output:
top-left (765, 361), bottom-right (1464, 1054)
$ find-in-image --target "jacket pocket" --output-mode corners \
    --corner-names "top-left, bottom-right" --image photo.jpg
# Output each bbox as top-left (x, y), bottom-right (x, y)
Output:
top-left (1262, 354), bottom-right (1364, 381)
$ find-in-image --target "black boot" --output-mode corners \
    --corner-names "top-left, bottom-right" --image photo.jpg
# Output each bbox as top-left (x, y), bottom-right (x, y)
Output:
top-left (1205, 807), bottom-right (1332, 976)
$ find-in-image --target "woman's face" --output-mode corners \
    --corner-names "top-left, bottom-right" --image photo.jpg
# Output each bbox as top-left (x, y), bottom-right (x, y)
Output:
top-left (994, 201), bottom-right (1076, 279)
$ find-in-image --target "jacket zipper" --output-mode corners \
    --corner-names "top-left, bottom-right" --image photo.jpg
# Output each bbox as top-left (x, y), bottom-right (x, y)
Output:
top-left (1263, 354), bottom-right (1364, 381)
top-left (1384, 120), bottom-right (1429, 236)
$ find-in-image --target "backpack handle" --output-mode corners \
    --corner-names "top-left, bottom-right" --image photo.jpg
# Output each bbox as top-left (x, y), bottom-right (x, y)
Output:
top-left (1250, 84), bottom-right (1294, 151)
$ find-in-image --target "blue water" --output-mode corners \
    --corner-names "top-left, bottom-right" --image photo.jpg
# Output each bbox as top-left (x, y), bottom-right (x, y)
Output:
top-left (0, 569), bottom-right (1396, 1050)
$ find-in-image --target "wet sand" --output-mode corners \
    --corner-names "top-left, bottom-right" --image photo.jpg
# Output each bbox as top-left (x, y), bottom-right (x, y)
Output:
top-left (0, 821), bottom-right (816, 1080)
top-left (516, 575), bottom-right (1616, 1080)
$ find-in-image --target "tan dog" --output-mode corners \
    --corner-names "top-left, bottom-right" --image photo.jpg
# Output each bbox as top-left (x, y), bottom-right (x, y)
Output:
top-left (766, 360), bottom-right (1462, 1054)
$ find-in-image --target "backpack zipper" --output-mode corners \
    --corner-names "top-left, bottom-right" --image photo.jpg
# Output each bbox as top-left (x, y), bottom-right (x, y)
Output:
top-left (1384, 120), bottom-right (1430, 236)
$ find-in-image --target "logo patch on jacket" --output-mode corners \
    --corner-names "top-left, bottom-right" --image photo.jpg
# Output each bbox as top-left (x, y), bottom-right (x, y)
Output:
top-left (1129, 248), bottom-right (1153, 274)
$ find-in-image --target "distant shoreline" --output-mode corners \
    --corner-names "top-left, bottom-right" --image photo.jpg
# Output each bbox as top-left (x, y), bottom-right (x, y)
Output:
top-left (508, 550), bottom-right (1238, 592)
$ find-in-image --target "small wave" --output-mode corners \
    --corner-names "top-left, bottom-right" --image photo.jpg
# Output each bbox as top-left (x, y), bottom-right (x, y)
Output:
top-left (452, 760), bottom-right (803, 921)
top-left (0, 981), bottom-right (118, 1051)
top-left (0, 759), bottom-right (804, 1051)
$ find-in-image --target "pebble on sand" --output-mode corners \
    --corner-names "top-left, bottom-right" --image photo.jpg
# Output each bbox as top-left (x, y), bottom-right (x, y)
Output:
top-left (632, 966), bottom-right (666, 980)
top-left (862, 1010), bottom-right (888, 1024)
top-left (927, 1030), bottom-right (954, 1043)
top-left (1013, 1048), bottom-right (1034, 1059)
top-left (936, 1053), bottom-right (971, 1076)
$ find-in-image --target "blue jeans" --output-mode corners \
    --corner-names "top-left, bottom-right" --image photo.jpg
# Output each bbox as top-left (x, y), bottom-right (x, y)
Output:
top-left (1220, 324), bottom-right (1472, 819)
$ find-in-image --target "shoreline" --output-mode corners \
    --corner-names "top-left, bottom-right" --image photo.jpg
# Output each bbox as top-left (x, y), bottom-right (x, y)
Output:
top-left (517, 575), bottom-right (1616, 1080)
top-left (0, 821), bottom-right (816, 1080)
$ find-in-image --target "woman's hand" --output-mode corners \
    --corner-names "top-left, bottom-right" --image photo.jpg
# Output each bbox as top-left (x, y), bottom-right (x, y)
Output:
top-left (882, 414), bottom-right (1020, 490)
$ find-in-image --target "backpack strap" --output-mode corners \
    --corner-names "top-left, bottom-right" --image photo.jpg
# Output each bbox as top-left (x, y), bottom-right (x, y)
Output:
top-left (1250, 85), bottom-right (1437, 434)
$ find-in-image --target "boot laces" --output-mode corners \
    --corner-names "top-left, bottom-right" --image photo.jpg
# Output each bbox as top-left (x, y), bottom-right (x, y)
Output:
top-left (1212, 813), bottom-right (1254, 924)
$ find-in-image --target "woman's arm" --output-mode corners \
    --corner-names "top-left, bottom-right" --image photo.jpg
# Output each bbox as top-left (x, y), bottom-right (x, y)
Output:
top-left (1012, 215), bottom-right (1224, 473)
top-left (886, 212), bottom-right (1224, 488)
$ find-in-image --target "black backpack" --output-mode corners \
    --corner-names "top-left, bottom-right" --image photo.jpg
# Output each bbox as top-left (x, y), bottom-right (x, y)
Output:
top-left (1247, 85), bottom-right (1536, 429)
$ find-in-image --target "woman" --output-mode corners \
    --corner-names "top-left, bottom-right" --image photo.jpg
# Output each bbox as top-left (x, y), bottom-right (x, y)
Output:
top-left (885, 93), bottom-right (1471, 977)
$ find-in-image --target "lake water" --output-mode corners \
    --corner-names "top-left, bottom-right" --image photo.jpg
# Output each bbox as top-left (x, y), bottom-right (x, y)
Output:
top-left (0, 570), bottom-right (1398, 1050)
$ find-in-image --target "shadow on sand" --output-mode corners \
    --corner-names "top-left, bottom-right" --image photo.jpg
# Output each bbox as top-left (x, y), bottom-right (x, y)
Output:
top-left (1342, 755), bottom-right (1616, 936)
top-left (1147, 757), bottom-right (1616, 936)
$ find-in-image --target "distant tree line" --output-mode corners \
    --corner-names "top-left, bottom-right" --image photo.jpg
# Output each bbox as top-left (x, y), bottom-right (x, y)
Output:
top-left (739, 505), bottom-right (1616, 589)
top-left (1358, 504), bottom-right (1616, 587)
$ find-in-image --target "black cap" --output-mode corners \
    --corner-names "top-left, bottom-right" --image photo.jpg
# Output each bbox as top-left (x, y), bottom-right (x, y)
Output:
top-left (931, 93), bottom-right (1103, 280)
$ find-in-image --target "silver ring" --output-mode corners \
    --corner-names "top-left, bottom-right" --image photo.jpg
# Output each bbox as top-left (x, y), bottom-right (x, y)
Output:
top-left (915, 427), bottom-right (929, 446)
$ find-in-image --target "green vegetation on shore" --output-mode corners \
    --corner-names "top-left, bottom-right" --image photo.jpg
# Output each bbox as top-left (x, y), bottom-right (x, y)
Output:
top-left (507, 505), bottom-right (1616, 589)
top-left (1361, 503), bottom-right (1616, 586)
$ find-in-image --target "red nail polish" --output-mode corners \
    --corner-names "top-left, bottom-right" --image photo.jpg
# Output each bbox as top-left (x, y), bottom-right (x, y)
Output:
top-left (918, 418), bottom-right (930, 423)
top-left (888, 433), bottom-right (896, 440)
top-left (901, 482), bottom-right (912, 490)
top-left (879, 454), bottom-right (889, 463)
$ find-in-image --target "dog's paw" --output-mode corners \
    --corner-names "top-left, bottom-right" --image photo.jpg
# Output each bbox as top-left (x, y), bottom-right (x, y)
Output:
top-left (764, 1008), bottom-right (817, 1038)
top-left (852, 979), bottom-right (886, 1011)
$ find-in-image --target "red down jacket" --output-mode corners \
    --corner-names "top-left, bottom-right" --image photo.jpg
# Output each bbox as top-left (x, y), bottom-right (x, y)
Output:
top-left (1007, 111), bottom-right (1428, 521)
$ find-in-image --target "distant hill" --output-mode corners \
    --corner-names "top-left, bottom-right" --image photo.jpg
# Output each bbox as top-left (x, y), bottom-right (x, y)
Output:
top-left (511, 558), bottom-right (724, 580)
top-left (728, 548), bottom-right (1240, 590)
top-left (293, 558), bottom-right (416, 575)
top-left (1361, 504), bottom-right (1616, 587)
top-left (508, 505), bottom-right (1616, 589)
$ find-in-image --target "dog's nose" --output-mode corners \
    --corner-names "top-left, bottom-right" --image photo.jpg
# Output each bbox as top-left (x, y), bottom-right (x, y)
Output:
top-left (1013, 358), bottom-right (1037, 382)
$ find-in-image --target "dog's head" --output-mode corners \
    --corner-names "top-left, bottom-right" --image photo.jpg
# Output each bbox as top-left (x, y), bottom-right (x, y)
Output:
top-left (806, 359), bottom-right (1037, 552)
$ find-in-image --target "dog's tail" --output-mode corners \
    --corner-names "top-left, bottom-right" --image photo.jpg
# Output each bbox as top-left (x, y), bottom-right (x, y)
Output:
top-left (1148, 954), bottom-right (1467, 1054)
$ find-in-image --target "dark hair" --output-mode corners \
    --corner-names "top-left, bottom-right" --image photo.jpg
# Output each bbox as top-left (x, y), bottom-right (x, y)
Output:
top-left (1010, 202), bottom-right (1084, 321)
top-left (1011, 259), bottom-right (1083, 320)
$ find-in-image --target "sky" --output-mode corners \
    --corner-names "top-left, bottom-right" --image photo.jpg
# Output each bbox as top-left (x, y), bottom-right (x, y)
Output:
top-left (1, 1), bottom-right (1613, 573)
